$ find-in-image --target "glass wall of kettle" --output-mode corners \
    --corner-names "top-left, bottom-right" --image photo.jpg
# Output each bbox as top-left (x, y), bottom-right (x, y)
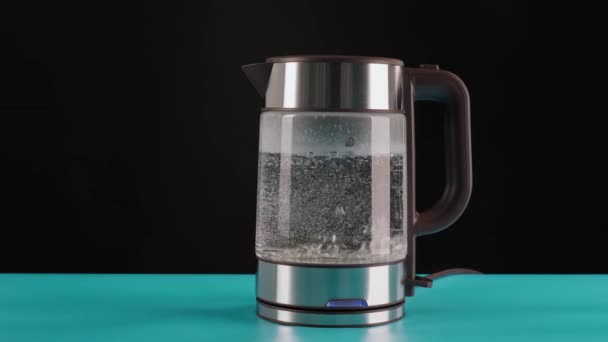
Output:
top-left (255, 111), bottom-right (407, 265)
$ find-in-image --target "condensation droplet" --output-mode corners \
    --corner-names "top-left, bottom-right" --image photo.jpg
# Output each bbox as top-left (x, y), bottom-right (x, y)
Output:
top-left (345, 136), bottom-right (355, 147)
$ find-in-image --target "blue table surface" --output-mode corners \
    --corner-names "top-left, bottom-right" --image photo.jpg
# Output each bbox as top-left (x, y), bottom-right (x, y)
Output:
top-left (1, 274), bottom-right (607, 341)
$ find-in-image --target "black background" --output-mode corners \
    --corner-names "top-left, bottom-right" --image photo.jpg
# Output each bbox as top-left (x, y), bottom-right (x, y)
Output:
top-left (1, 1), bottom-right (606, 274)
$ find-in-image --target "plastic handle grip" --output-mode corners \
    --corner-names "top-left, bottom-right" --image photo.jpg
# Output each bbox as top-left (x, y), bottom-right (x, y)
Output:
top-left (407, 67), bottom-right (473, 236)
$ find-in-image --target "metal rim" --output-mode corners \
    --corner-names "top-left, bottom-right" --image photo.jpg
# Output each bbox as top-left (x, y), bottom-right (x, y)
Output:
top-left (261, 107), bottom-right (407, 114)
top-left (256, 297), bottom-right (405, 313)
top-left (266, 55), bottom-right (404, 66)
top-left (257, 312), bottom-right (405, 328)
top-left (256, 256), bottom-right (406, 268)
top-left (257, 301), bottom-right (404, 327)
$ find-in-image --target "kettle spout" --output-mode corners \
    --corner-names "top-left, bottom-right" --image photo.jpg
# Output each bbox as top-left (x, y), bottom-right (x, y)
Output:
top-left (241, 63), bottom-right (273, 98)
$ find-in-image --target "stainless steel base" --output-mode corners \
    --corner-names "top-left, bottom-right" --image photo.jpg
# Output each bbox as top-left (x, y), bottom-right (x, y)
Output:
top-left (256, 259), bottom-right (405, 326)
top-left (257, 300), bottom-right (404, 327)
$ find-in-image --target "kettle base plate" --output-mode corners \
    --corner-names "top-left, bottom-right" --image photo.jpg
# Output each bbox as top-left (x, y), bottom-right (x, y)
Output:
top-left (256, 300), bottom-right (404, 327)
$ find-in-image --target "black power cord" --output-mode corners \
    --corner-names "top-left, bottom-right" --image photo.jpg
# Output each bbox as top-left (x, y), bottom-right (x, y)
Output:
top-left (413, 268), bottom-right (483, 288)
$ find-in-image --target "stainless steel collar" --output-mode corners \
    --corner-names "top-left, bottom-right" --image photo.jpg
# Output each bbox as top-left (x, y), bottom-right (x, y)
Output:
top-left (259, 56), bottom-right (405, 111)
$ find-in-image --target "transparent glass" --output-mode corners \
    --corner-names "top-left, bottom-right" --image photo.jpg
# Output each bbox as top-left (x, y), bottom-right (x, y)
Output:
top-left (255, 112), bottom-right (407, 265)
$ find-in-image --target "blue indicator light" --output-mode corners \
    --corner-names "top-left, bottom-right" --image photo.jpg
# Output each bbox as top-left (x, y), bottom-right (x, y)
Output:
top-left (326, 299), bottom-right (368, 308)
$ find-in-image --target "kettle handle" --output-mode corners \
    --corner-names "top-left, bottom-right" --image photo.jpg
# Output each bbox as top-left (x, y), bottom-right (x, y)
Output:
top-left (405, 66), bottom-right (473, 236)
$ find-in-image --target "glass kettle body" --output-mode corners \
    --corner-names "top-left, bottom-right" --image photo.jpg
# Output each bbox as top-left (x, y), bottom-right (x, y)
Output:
top-left (256, 111), bottom-right (407, 266)
top-left (243, 56), bottom-right (472, 327)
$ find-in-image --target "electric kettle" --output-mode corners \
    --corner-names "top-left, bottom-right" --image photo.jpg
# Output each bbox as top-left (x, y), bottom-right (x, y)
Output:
top-left (242, 55), bottom-right (473, 326)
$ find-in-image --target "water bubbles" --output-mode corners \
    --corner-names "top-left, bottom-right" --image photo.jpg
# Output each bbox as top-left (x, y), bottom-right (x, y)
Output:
top-left (334, 206), bottom-right (346, 218)
top-left (255, 152), bottom-right (407, 264)
top-left (361, 225), bottom-right (370, 235)
top-left (331, 243), bottom-right (340, 253)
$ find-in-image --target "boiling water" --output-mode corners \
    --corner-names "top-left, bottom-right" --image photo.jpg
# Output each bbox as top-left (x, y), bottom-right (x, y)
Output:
top-left (255, 152), bottom-right (406, 264)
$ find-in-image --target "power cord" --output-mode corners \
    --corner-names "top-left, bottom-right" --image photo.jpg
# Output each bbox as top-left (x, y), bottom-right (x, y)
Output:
top-left (412, 268), bottom-right (482, 288)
